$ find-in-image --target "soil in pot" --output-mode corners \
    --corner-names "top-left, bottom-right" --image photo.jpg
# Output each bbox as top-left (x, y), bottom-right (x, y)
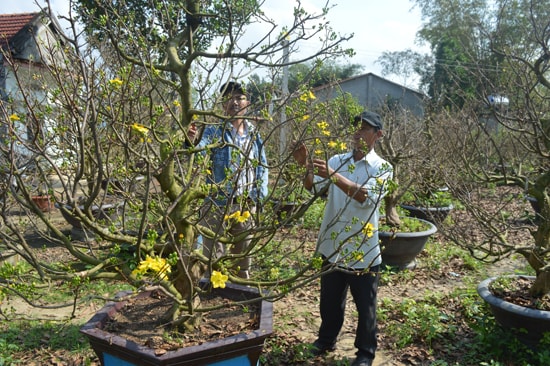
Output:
top-left (489, 276), bottom-right (550, 311)
top-left (103, 289), bottom-right (261, 351)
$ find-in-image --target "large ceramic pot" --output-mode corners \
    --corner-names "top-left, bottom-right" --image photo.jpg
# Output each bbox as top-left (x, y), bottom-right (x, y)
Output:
top-left (477, 275), bottom-right (550, 348)
top-left (399, 203), bottom-right (453, 225)
top-left (379, 217), bottom-right (437, 270)
top-left (80, 282), bottom-right (273, 366)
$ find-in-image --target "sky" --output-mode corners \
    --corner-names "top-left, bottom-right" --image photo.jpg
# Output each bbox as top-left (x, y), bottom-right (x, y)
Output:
top-left (0, 0), bottom-right (430, 88)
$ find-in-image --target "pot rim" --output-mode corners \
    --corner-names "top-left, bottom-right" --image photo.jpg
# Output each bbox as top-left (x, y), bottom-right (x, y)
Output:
top-left (477, 275), bottom-right (550, 319)
top-left (379, 217), bottom-right (438, 238)
top-left (400, 203), bottom-right (454, 211)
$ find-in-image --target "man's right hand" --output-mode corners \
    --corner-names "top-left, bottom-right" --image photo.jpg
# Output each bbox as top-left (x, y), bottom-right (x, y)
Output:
top-left (188, 122), bottom-right (197, 142)
top-left (291, 141), bottom-right (308, 167)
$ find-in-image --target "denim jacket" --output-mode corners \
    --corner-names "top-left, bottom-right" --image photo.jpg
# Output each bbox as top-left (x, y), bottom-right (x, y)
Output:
top-left (197, 120), bottom-right (268, 205)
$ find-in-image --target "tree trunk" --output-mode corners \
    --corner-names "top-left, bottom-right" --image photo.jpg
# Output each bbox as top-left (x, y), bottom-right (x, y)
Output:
top-left (384, 194), bottom-right (401, 227)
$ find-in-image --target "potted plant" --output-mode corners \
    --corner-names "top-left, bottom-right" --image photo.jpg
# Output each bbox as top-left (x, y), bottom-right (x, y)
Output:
top-left (378, 215), bottom-right (437, 270)
top-left (400, 187), bottom-right (454, 225)
top-left (0, 1), bottom-right (355, 365)
top-left (80, 282), bottom-right (274, 366)
top-left (477, 275), bottom-right (550, 347)
top-left (22, 167), bottom-right (55, 213)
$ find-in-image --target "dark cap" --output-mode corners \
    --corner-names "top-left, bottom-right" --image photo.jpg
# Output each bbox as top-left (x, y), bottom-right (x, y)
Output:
top-left (353, 111), bottom-right (383, 130)
top-left (220, 81), bottom-right (247, 97)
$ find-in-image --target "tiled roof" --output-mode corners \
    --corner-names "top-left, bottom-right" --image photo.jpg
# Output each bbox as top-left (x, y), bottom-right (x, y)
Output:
top-left (0, 13), bottom-right (39, 49)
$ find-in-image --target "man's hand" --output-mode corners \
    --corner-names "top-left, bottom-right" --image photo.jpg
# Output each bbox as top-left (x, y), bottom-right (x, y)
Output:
top-left (291, 141), bottom-right (309, 167)
top-left (312, 158), bottom-right (332, 178)
top-left (188, 122), bottom-right (197, 142)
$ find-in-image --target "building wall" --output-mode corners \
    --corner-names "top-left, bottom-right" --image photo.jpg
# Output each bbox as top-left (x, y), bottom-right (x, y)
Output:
top-left (0, 15), bottom-right (66, 164)
top-left (315, 73), bottom-right (425, 117)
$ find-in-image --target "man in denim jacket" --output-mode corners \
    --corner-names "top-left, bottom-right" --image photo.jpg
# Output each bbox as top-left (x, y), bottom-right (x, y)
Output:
top-left (192, 81), bottom-right (268, 279)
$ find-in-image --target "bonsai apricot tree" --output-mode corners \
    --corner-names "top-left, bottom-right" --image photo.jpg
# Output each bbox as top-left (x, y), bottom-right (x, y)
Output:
top-left (0, 0), bottom-right (364, 329)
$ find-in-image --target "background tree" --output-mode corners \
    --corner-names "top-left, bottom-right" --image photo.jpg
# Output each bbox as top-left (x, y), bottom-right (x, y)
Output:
top-left (286, 60), bottom-right (363, 93)
top-left (414, 0), bottom-right (550, 299)
top-left (376, 49), bottom-right (434, 92)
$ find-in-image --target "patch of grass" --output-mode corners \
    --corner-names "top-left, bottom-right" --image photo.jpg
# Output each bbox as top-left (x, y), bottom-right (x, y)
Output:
top-left (379, 293), bottom-right (451, 348)
top-left (301, 199), bottom-right (325, 230)
top-left (377, 262), bottom-right (550, 366)
top-left (379, 265), bottom-right (417, 285)
top-left (0, 319), bottom-right (96, 365)
top-left (421, 239), bottom-right (484, 273)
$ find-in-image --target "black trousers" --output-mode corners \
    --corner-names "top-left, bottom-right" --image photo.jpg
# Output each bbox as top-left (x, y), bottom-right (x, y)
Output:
top-left (317, 264), bottom-right (380, 358)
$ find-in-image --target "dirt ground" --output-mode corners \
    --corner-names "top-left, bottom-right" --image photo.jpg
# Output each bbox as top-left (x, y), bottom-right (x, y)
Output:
top-left (2, 231), bottom-right (526, 366)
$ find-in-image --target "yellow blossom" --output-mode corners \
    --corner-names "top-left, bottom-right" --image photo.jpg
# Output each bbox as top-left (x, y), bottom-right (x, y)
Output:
top-left (173, 100), bottom-right (181, 108)
top-left (211, 270), bottom-right (228, 288)
top-left (9, 113), bottom-right (20, 122)
top-left (321, 130), bottom-right (331, 137)
top-left (238, 210), bottom-right (251, 223)
top-left (314, 149), bottom-right (323, 155)
top-left (131, 123), bottom-right (149, 136)
top-left (314, 138), bottom-right (321, 145)
top-left (224, 211), bottom-right (240, 221)
top-left (328, 141), bottom-right (337, 149)
top-left (109, 78), bottom-right (123, 87)
top-left (362, 222), bottom-right (374, 238)
top-left (269, 267), bottom-right (280, 280)
top-left (132, 255), bottom-right (171, 280)
top-left (353, 251), bottom-right (364, 262)
top-left (339, 142), bottom-right (347, 150)
top-left (224, 210), bottom-right (251, 223)
top-left (376, 178), bottom-right (384, 185)
top-left (302, 114), bottom-right (310, 121)
top-left (316, 121), bottom-right (329, 130)
top-left (299, 90), bottom-right (316, 101)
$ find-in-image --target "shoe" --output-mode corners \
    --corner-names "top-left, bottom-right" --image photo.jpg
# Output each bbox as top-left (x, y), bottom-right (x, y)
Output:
top-left (351, 354), bottom-right (374, 366)
top-left (308, 339), bottom-right (336, 356)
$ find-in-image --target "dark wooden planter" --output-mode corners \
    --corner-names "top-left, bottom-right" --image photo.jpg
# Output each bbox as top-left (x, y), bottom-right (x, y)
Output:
top-left (80, 282), bottom-right (273, 366)
top-left (57, 203), bottom-right (120, 229)
top-left (380, 217), bottom-right (437, 270)
top-left (478, 275), bottom-right (550, 348)
top-left (399, 204), bottom-right (453, 225)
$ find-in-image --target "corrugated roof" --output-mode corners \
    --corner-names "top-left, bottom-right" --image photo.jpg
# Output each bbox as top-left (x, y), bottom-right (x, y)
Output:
top-left (0, 13), bottom-right (39, 49)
